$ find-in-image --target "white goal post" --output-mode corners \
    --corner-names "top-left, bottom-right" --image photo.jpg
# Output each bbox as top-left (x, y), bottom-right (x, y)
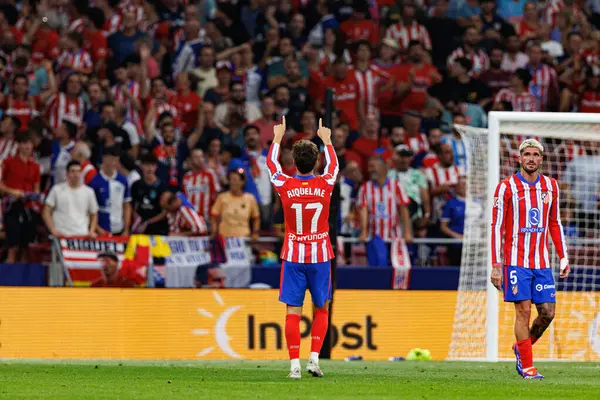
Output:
top-left (450, 112), bottom-right (600, 362)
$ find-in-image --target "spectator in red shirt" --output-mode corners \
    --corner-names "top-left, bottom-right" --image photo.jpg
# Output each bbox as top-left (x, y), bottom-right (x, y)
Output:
top-left (340, 1), bottom-right (379, 45)
top-left (0, 132), bottom-right (41, 263)
top-left (251, 95), bottom-right (278, 148)
top-left (324, 57), bottom-right (363, 133)
top-left (92, 252), bottom-right (137, 288)
top-left (351, 113), bottom-right (392, 176)
top-left (174, 72), bottom-right (202, 135)
top-left (84, 8), bottom-right (109, 77)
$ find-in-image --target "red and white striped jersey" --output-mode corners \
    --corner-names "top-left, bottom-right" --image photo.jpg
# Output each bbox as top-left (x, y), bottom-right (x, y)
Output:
top-left (544, 1), bottom-right (584, 27)
top-left (495, 88), bottom-right (539, 112)
top-left (111, 81), bottom-right (144, 133)
top-left (357, 178), bottom-right (410, 241)
top-left (0, 138), bottom-right (17, 163)
top-left (182, 169), bottom-right (220, 221)
top-left (2, 95), bottom-right (43, 131)
top-left (68, 18), bottom-right (85, 33)
top-left (385, 21), bottom-right (432, 50)
top-left (81, 160), bottom-right (97, 185)
top-left (527, 64), bottom-right (558, 111)
top-left (447, 47), bottom-right (490, 76)
top-left (351, 64), bottom-right (389, 115)
top-left (168, 204), bottom-right (208, 235)
top-left (103, 13), bottom-right (122, 35)
top-left (491, 172), bottom-right (568, 269)
top-left (424, 164), bottom-right (463, 187)
top-left (45, 93), bottom-right (86, 129)
top-left (404, 132), bottom-right (429, 154)
top-left (57, 50), bottom-right (93, 73)
top-left (266, 142), bottom-right (339, 263)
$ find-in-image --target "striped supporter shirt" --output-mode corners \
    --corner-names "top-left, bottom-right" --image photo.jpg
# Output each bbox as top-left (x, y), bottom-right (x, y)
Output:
top-left (491, 172), bottom-right (568, 269)
top-left (266, 142), bottom-right (339, 263)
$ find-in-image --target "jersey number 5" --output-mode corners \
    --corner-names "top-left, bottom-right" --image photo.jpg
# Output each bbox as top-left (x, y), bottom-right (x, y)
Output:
top-left (291, 203), bottom-right (323, 235)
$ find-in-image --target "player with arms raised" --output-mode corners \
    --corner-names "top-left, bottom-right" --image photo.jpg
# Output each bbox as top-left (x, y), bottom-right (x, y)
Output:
top-left (490, 139), bottom-right (570, 379)
top-left (266, 116), bottom-right (338, 379)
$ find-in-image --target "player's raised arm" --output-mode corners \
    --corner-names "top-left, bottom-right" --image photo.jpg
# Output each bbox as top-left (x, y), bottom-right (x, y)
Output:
top-left (317, 118), bottom-right (339, 186)
top-left (266, 116), bottom-right (290, 188)
top-left (490, 181), bottom-right (510, 290)
top-left (548, 179), bottom-right (570, 278)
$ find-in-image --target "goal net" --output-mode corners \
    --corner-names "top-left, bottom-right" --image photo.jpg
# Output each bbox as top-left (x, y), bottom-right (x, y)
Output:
top-left (449, 112), bottom-right (600, 361)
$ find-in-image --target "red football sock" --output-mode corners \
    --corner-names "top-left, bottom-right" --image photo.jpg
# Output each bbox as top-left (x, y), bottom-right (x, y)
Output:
top-left (530, 335), bottom-right (538, 345)
top-left (285, 314), bottom-right (301, 360)
top-left (516, 338), bottom-right (533, 369)
top-left (311, 309), bottom-right (329, 354)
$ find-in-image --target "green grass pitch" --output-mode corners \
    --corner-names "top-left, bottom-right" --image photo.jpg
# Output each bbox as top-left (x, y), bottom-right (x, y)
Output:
top-left (1, 360), bottom-right (599, 399)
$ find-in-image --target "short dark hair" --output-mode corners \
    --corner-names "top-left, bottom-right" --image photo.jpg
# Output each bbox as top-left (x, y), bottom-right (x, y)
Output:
top-left (3, 114), bottom-right (21, 131)
top-left (103, 146), bottom-right (121, 157)
top-left (67, 31), bottom-right (84, 48)
top-left (140, 153), bottom-right (158, 165)
top-left (16, 132), bottom-right (33, 143)
top-left (228, 167), bottom-right (247, 182)
top-left (87, 7), bottom-right (106, 30)
top-left (12, 73), bottom-right (28, 85)
top-left (243, 124), bottom-right (259, 137)
top-left (66, 160), bottom-right (81, 171)
top-left (62, 119), bottom-right (78, 139)
top-left (292, 140), bottom-right (319, 174)
top-left (223, 144), bottom-right (242, 159)
top-left (100, 101), bottom-right (115, 113)
top-left (194, 263), bottom-right (220, 286)
top-left (355, 39), bottom-right (371, 51)
top-left (514, 68), bottom-right (533, 87)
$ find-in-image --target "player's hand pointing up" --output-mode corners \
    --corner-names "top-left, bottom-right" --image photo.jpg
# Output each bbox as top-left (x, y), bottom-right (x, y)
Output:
top-left (273, 115), bottom-right (286, 144)
top-left (317, 118), bottom-right (332, 145)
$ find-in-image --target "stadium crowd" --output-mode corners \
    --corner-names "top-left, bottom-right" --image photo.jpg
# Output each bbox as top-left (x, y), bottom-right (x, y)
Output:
top-left (0, 0), bottom-right (598, 266)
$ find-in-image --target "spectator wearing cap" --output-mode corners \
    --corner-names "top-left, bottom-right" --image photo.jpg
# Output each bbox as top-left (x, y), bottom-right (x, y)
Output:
top-left (204, 60), bottom-right (233, 105)
top-left (389, 144), bottom-right (431, 226)
top-left (43, 160), bottom-right (99, 238)
top-left (92, 251), bottom-right (138, 288)
top-left (493, 68), bottom-right (538, 112)
top-left (351, 112), bottom-right (393, 177)
top-left (194, 263), bottom-right (226, 288)
top-left (340, 0), bottom-right (379, 45)
top-left (0, 115), bottom-right (20, 163)
top-left (192, 46), bottom-right (218, 98)
top-left (221, 144), bottom-right (262, 205)
top-left (447, 26), bottom-right (490, 77)
top-left (375, 38), bottom-right (400, 70)
top-left (323, 57), bottom-right (362, 133)
top-left (50, 119), bottom-right (78, 186)
top-left (385, 1), bottom-right (432, 51)
top-left (430, 57), bottom-right (492, 107)
top-left (88, 146), bottom-right (132, 236)
top-left (214, 81), bottom-right (261, 134)
top-left (210, 168), bottom-right (260, 240)
top-left (0, 132), bottom-right (41, 263)
top-left (131, 153), bottom-right (169, 235)
top-left (160, 191), bottom-right (208, 236)
top-left (440, 175), bottom-right (467, 266)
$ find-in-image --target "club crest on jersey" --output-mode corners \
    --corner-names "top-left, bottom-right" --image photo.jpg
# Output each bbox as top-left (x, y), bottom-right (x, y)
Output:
top-left (542, 192), bottom-right (552, 204)
top-left (528, 208), bottom-right (540, 226)
top-left (512, 285), bottom-right (518, 295)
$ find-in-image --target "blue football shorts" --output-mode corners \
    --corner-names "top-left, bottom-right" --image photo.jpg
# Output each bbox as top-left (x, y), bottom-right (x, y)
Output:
top-left (279, 260), bottom-right (332, 307)
top-left (502, 265), bottom-right (556, 304)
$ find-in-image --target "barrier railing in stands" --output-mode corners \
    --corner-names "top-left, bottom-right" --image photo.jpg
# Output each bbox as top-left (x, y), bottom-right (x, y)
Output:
top-left (48, 235), bottom-right (464, 287)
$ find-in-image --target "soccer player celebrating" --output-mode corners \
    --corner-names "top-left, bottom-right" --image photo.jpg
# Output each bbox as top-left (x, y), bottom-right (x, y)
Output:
top-left (490, 139), bottom-right (570, 379)
top-left (266, 116), bottom-right (338, 379)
